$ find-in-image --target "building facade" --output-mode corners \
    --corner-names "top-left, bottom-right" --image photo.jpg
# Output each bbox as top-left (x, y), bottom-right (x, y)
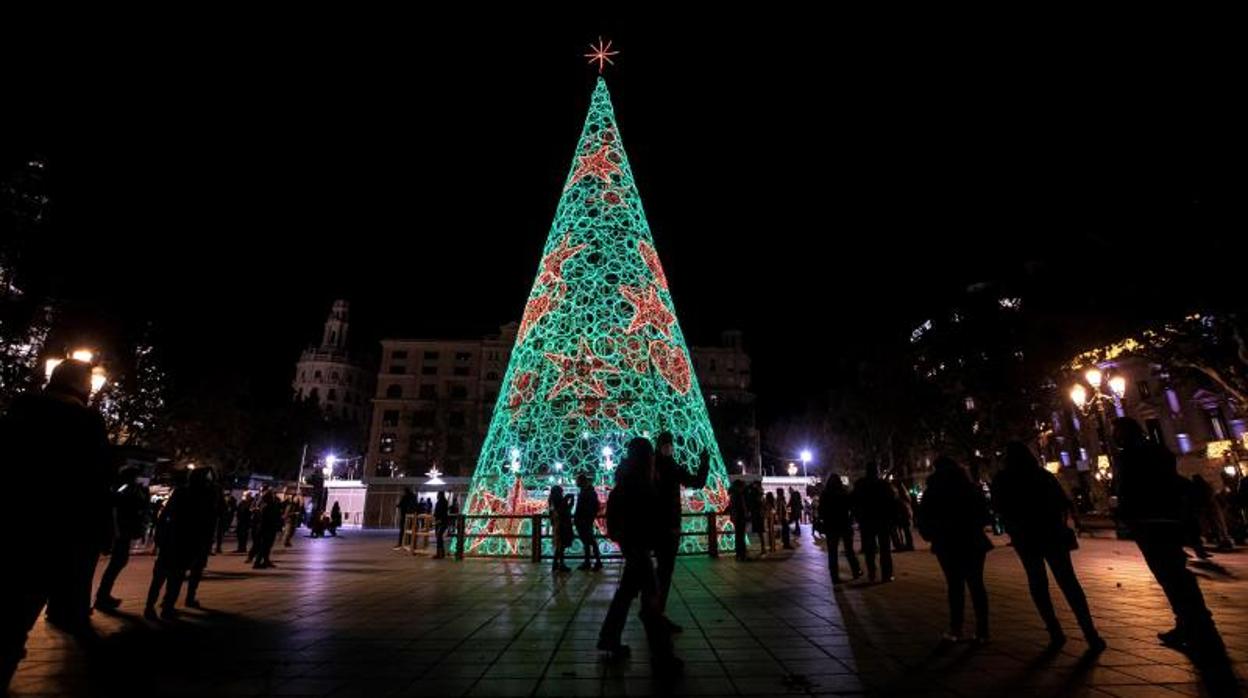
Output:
top-left (292, 300), bottom-right (375, 429)
top-left (690, 330), bottom-right (761, 476)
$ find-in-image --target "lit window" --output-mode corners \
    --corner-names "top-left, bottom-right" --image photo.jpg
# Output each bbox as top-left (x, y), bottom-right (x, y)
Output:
top-left (1177, 433), bottom-right (1193, 454)
top-left (379, 433), bottom-right (397, 454)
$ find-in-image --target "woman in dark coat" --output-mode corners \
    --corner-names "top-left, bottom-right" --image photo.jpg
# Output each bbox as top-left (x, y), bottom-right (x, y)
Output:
top-left (992, 443), bottom-right (1104, 651)
top-left (548, 485), bottom-right (574, 573)
top-left (918, 456), bottom-right (992, 644)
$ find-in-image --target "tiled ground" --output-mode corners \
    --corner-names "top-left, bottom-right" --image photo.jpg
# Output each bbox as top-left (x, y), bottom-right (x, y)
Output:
top-left (8, 529), bottom-right (1248, 696)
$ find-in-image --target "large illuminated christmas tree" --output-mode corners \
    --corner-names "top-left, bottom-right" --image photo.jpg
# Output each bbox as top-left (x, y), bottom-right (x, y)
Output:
top-left (464, 76), bottom-right (732, 555)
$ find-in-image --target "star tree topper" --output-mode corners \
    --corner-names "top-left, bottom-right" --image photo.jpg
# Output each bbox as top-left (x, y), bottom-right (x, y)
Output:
top-left (585, 37), bottom-right (618, 74)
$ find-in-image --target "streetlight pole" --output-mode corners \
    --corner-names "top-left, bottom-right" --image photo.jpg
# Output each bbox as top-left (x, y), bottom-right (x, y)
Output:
top-left (1070, 367), bottom-right (1127, 518)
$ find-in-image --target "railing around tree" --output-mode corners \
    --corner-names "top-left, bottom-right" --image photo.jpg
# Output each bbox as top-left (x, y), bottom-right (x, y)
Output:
top-left (400, 511), bottom-right (734, 561)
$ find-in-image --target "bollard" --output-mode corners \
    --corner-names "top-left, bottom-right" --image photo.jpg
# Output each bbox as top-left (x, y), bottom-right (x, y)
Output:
top-left (455, 515), bottom-right (466, 560)
top-left (706, 512), bottom-right (719, 558)
top-left (530, 515), bottom-right (543, 563)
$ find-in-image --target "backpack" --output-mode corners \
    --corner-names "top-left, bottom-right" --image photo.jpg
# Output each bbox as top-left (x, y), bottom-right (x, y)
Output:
top-left (605, 485), bottom-right (628, 543)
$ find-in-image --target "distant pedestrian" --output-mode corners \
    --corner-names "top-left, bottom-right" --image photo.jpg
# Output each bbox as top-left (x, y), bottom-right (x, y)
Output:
top-left (776, 488), bottom-right (793, 549)
top-left (918, 456), bottom-right (992, 645)
top-left (599, 437), bottom-right (681, 677)
top-left (891, 482), bottom-right (915, 552)
top-left (329, 501), bottom-right (342, 537)
top-left (725, 480), bottom-right (749, 561)
top-left (394, 487), bottom-right (418, 548)
top-left (251, 490), bottom-right (283, 569)
top-left (282, 497), bottom-right (302, 547)
top-left (653, 432), bottom-right (709, 618)
top-left (1115, 418), bottom-right (1225, 655)
top-left (853, 463), bottom-right (898, 582)
top-left (788, 488), bottom-right (803, 539)
top-left (433, 492), bottom-right (450, 559)
top-left (95, 466), bottom-right (148, 611)
top-left (748, 482), bottom-right (766, 555)
top-left (235, 492), bottom-right (254, 552)
top-left (992, 443), bottom-right (1104, 651)
top-left (144, 467), bottom-right (217, 620)
top-left (183, 469), bottom-right (222, 609)
top-left (549, 485), bottom-right (574, 573)
top-left (574, 474), bottom-right (602, 570)
top-left (818, 476), bottom-right (862, 584)
top-left (214, 492), bottom-right (235, 554)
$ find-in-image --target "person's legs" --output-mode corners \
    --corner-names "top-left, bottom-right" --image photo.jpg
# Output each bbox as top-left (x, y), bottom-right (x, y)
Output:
top-left (936, 552), bottom-right (966, 637)
top-left (2, 566), bottom-right (49, 689)
top-left (966, 551), bottom-right (989, 640)
top-left (734, 520), bottom-right (747, 560)
top-left (827, 530), bottom-right (842, 582)
top-left (842, 527), bottom-right (862, 577)
top-left (1017, 548), bottom-right (1061, 636)
top-left (96, 538), bottom-right (132, 605)
top-left (780, 517), bottom-right (791, 549)
top-left (215, 524), bottom-right (224, 554)
top-left (236, 522), bottom-right (249, 553)
top-left (630, 546), bottom-right (675, 666)
top-left (46, 547), bottom-right (97, 630)
top-left (435, 523), bottom-right (447, 558)
top-left (862, 527), bottom-right (879, 580)
top-left (877, 529), bottom-right (894, 580)
top-left (161, 565), bottom-right (187, 616)
top-left (902, 524), bottom-right (914, 551)
top-left (185, 560), bottom-right (205, 605)
top-left (146, 558), bottom-right (168, 611)
top-left (1136, 527), bottom-right (1218, 645)
top-left (655, 531), bottom-right (678, 612)
top-left (396, 514), bottom-right (406, 546)
top-left (600, 555), bottom-right (640, 648)
top-left (1045, 547), bottom-right (1099, 641)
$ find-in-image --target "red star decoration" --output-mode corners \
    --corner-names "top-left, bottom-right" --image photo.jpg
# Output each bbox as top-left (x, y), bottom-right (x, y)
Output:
top-left (544, 339), bottom-right (619, 400)
top-left (619, 284), bottom-right (675, 336)
top-left (568, 144), bottom-right (621, 188)
top-left (567, 397), bottom-right (630, 431)
top-left (638, 241), bottom-right (668, 290)
top-left (537, 231), bottom-right (587, 287)
top-left (518, 293), bottom-right (554, 342)
top-left (584, 37), bottom-right (618, 74)
top-left (649, 340), bottom-right (691, 395)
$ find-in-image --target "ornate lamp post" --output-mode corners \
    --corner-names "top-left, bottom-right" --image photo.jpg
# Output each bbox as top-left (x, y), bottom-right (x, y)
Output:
top-left (1070, 367), bottom-right (1128, 523)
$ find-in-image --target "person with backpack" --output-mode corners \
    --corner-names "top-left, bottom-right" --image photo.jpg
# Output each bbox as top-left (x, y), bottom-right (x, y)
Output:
top-left (599, 437), bottom-right (681, 677)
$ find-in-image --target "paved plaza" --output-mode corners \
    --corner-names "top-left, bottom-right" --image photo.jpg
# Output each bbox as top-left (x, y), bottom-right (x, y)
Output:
top-left (8, 530), bottom-right (1248, 697)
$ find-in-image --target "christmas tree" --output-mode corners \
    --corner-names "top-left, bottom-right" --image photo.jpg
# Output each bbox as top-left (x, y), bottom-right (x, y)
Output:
top-left (463, 77), bottom-right (733, 556)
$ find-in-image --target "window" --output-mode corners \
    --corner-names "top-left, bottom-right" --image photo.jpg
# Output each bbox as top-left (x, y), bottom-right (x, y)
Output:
top-left (327, 389), bottom-right (337, 401)
top-left (455, 351), bottom-right (472, 361)
top-left (300, 371), bottom-right (306, 381)
top-left (964, 396), bottom-right (976, 411)
top-left (386, 384), bottom-right (402, 399)
top-left (382, 410), bottom-right (400, 427)
top-left (410, 436), bottom-right (432, 454)
top-left (377, 459), bottom-right (396, 477)
top-left (485, 371), bottom-right (499, 381)
top-left (391, 350), bottom-right (408, 360)
top-left (421, 365), bottom-right (438, 375)
top-left (423, 351), bottom-right (440, 361)
top-left (331, 371), bottom-right (339, 383)
top-left (453, 366), bottom-right (470, 376)
top-left (419, 384), bottom-right (437, 399)
top-left (390, 364), bottom-right (406, 375)
top-left (314, 370), bottom-right (322, 380)
top-left (1177, 433), bottom-right (1193, 454)
top-left (1137, 381), bottom-right (1152, 399)
top-left (413, 411), bottom-right (436, 428)
top-left (446, 435), bottom-right (465, 454)
top-left (309, 387), bottom-right (319, 401)
top-left (449, 411), bottom-right (466, 428)
top-left (450, 385), bottom-right (468, 399)
top-left (379, 433), bottom-right (397, 454)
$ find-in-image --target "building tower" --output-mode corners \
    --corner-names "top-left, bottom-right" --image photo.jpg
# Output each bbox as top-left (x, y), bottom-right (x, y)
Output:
top-left (293, 300), bottom-right (374, 429)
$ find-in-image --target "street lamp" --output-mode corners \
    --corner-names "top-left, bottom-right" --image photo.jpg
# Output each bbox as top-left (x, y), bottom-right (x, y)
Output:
top-left (324, 454), bottom-right (337, 479)
top-left (787, 462), bottom-right (798, 476)
top-left (800, 449), bottom-right (812, 478)
top-left (1069, 365), bottom-right (1128, 502)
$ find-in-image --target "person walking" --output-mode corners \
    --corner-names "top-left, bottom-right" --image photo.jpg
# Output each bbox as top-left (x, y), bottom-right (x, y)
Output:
top-left (788, 488), bottom-right (803, 539)
top-left (394, 487), bottom-right (418, 549)
top-left (282, 496), bottom-right (302, 547)
top-left (748, 482), bottom-right (766, 556)
top-left (574, 474), bottom-right (602, 570)
top-left (1115, 418), bottom-right (1225, 656)
top-left (251, 490), bottom-right (283, 569)
top-left (0, 360), bottom-right (111, 690)
top-left (329, 501), bottom-right (342, 537)
top-left (653, 432), bottom-right (709, 618)
top-left (726, 479), bottom-right (749, 561)
top-left (433, 492), bottom-right (450, 559)
top-left (183, 469), bottom-right (222, 609)
top-left (235, 492), bottom-right (254, 553)
top-left (775, 488), bottom-right (793, 549)
top-left (853, 463), bottom-right (898, 582)
top-left (548, 485), bottom-right (574, 573)
top-left (918, 456), bottom-right (992, 645)
top-left (991, 443), bottom-right (1103, 651)
top-left (819, 476), bottom-right (862, 584)
top-left (599, 437), bottom-right (681, 677)
top-left (892, 482), bottom-right (916, 552)
top-left (144, 467), bottom-right (216, 619)
top-left (95, 466), bottom-right (148, 611)
top-left (214, 492), bottom-right (235, 555)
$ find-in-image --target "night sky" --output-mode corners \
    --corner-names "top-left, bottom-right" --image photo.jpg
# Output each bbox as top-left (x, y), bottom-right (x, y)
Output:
top-left (4, 17), bottom-right (1243, 423)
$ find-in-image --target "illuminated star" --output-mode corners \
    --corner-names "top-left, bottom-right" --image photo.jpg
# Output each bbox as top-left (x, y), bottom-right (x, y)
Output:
top-left (567, 144), bottom-right (622, 188)
top-left (638, 241), bottom-right (668, 289)
top-left (620, 284), bottom-right (675, 336)
top-left (518, 293), bottom-right (554, 341)
top-left (545, 339), bottom-right (619, 400)
top-left (585, 36), bottom-right (618, 74)
top-left (537, 231), bottom-right (588, 287)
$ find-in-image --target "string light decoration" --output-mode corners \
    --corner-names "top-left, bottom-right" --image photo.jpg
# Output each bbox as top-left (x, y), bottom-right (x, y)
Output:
top-left (584, 37), bottom-right (618, 74)
top-left (464, 78), bottom-right (733, 556)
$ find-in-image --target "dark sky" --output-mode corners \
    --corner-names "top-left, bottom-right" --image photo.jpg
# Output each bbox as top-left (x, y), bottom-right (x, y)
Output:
top-left (4, 16), bottom-right (1243, 422)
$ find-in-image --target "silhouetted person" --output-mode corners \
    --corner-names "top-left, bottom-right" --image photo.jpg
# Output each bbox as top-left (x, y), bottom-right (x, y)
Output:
top-left (891, 482), bottom-right (915, 552)
top-left (725, 480), bottom-right (749, 560)
top-left (0, 360), bottom-right (110, 689)
top-left (747, 482), bottom-right (766, 555)
top-left (433, 492), bottom-right (450, 559)
top-left (235, 492), bottom-right (254, 552)
top-left (548, 485), bottom-right (574, 572)
top-left (329, 501), bottom-right (342, 536)
top-left (145, 467), bottom-right (217, 619)
top-left (282, 496), bottom-right (302, 547)
top-left (183, 469), bottom-right (222, 609)
top-left (599, 438), bottom-right (681, 677)
top-left (653, 432), bottom-right (709, 619)
top-left (95, 466), bottom-right (148, 611)
top-left (574, 474), bottom-right (602, 570)
top-left (395, 487), bottom-right (418, 548)
top-left (819, 476), bottom-right (861, 584)
top-left (788, 488), bottom-right (803, 539)
top-left (776, 488), bottom-right (792, 549)
top-left (1115, 418), bottom-right (1225, 655)
top-left (214, 492), bottom-right (235, 554)
top-left (251, 491), bottom-right (283, 569)
top-left (853, 463), bottom-right (897, 582)
top-left (918, 456), bottom-right (992, 644)
top-left (992, 443), bottom-right (1104, 651)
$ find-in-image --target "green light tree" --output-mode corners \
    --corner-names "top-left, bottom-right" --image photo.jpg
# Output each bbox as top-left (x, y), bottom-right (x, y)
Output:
top-left (464, 78), bottom-right (732, 555)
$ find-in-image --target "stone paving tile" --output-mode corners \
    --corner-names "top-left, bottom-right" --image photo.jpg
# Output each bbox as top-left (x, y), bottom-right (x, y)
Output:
top-left (6, 530), bottom-right (1248, 696)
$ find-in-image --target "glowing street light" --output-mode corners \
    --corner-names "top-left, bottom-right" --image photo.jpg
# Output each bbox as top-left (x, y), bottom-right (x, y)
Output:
top-left (800, 449), bottom-right (812, 477)
top-left (787, 462), bottom-right (798, 477)
top-left (44, 358), bottom-right (63, 380)
top-left (90, 366), bottom-right (107, 395)
top-left (1108, 375), bottom-right (1127, 400)
top-left (1084, 367), bottom-right (1102, 389)
top-left (1070, 384), bottom-right (1088, 408)
top-left (71, 349), bottom-right (95, 363)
